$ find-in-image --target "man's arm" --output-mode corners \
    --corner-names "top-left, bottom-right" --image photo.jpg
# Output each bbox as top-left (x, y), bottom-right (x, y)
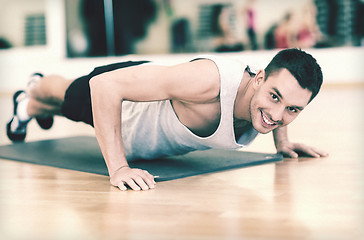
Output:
top-left (273, 126), bottom-right (328, 158)
top-left (90, 68), bottom-right (155, 191)
top-left (89, 60), bottom-right (219, 191)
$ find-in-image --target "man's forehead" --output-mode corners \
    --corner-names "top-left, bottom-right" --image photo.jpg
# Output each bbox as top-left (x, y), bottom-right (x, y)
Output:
top-left (266, 69), bottom-right (302, 91)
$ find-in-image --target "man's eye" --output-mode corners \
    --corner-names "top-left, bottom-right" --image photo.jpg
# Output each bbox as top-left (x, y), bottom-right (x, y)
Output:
top-left (287, 107), bottom-right (297, 113)
top-left (270, 93), bottom-right (279, 102)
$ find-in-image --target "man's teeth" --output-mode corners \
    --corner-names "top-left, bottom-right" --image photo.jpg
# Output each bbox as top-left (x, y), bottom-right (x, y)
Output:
top-left (262, 113), bottom-right (275, 125)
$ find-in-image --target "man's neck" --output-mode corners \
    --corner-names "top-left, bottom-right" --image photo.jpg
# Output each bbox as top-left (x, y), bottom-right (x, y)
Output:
top-left (233, 70), bottom-right (255, 121)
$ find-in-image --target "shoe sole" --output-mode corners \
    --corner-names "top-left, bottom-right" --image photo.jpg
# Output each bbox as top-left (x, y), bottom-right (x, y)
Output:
top-left (6, 90), bottom-right (27, 142)
top-left (36, 116), bottom-right (54, 130)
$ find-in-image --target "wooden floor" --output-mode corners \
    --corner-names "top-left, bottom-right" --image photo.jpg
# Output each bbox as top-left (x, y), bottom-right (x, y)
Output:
top-left (0, 85), bottom-right (363, 240)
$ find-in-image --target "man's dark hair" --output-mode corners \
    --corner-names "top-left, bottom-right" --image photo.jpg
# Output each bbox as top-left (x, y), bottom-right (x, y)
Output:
top-left (264, 48), bottom-right (323, 102)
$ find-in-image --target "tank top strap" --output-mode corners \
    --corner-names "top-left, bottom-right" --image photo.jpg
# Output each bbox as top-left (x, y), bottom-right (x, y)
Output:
top-left (191, 55), bottom-right (248, 148)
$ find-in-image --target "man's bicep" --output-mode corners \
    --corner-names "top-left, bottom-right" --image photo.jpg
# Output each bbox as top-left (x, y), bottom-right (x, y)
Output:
top-left (160, 59), bottom-right (220, 102)
top-left (90, 64), bottom-right (172, 102)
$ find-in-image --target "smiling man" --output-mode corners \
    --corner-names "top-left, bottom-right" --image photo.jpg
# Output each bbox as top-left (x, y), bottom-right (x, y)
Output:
top-left (7, 48), bottom-right (328, 191)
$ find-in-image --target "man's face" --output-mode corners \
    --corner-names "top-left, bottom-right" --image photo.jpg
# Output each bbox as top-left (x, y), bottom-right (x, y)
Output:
top-left (249, 69), bottom-right (312, 134)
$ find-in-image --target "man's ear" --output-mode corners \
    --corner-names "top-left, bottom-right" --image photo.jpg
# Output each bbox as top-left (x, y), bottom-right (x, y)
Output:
top-left (253, 70), bottom-right (265, 90)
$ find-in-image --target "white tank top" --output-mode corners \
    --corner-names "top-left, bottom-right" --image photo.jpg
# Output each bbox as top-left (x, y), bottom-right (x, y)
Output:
top-left (121, 55), bottom-right (259, 161)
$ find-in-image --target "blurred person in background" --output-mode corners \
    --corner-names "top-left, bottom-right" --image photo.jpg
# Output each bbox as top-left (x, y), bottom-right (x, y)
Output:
top-left (269, 1), bottom-right (322, 49)
top-left (211, 4), bottom-right (244, 52)
top-left (242, 0), bottom-right (258, 50)
top-left (296, 1), bottom-right (322, 48)
top-left (274, 12), bottom-right (296, 49)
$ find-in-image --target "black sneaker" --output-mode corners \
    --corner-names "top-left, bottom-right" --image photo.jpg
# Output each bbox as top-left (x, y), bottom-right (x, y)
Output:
top-left (6, 90), bottom-right (31, 142)
top-left (28, 73), bottom-right (54, 130)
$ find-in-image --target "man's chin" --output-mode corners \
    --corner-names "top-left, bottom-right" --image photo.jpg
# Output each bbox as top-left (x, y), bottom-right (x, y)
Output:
top-left (252, 124), bottom-right (278, 134)
top-left (258, 129), bottom-right (274, 134)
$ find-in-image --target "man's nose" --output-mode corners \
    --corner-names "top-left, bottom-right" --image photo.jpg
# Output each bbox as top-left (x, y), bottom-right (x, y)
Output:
top-left (270, 105), bottom-right (285, 123)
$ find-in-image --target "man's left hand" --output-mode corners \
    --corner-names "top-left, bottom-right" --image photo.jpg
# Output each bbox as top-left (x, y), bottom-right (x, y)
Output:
top-left (275, 141), bottom-right (329, 158)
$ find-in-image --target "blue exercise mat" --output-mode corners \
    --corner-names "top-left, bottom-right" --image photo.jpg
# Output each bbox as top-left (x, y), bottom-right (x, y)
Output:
top-left (0, 136), bottom-right (282, 181)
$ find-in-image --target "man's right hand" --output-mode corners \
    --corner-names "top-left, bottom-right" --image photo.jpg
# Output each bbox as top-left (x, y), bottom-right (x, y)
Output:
top-left (110, 166), bottom-right (156, 191)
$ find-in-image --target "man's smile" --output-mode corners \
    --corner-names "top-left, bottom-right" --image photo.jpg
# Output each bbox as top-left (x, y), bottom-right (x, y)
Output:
top-left (260, 110), bottom-right (277, 127)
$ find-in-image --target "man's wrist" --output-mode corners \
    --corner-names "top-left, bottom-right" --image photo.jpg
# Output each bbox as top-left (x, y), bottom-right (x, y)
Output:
top-left (110, 165), bottom-right (129, 178)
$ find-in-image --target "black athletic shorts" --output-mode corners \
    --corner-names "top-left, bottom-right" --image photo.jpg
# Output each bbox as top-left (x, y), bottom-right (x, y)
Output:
top-left (61, 60), bottom-right (149, 126)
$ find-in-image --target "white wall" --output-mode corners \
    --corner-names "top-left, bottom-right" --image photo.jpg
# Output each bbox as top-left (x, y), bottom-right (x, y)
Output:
top-left (1, 46), bottom-right (363, 94)
top-left (0, 0), bottom-right (46, 47)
